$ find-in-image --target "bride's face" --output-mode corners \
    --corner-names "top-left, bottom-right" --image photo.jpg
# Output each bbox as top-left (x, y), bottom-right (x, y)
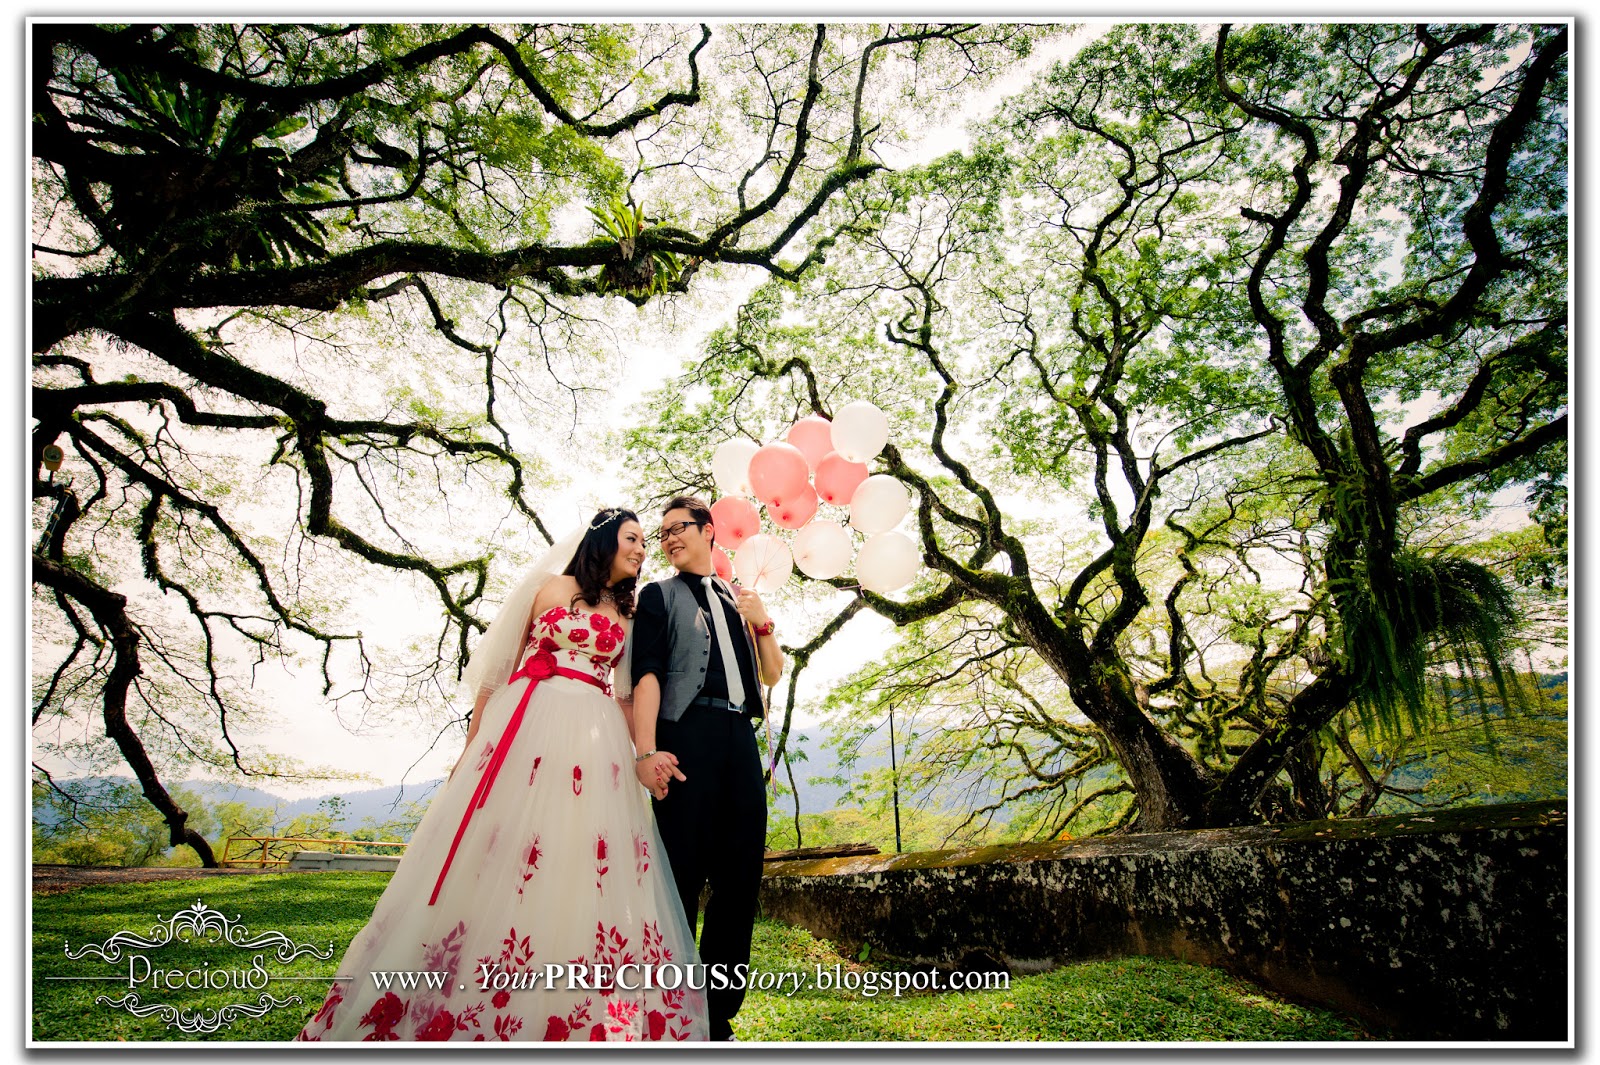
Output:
top-left (609, 520), bottom-right (647, 584)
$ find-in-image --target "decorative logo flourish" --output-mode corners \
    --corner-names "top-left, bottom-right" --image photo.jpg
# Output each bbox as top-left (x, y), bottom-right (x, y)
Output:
top-left (92, 992), bottom-right (304, 1035)
top-left (60, 900), bottom-right (337, 1035)
top-left (65, 899), bottom-right (335, 965)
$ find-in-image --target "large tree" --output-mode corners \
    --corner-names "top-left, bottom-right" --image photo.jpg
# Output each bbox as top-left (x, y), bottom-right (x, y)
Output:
top-left (29, 21), bottom-right (1040, 863)
top-left (627, 22), bottom-right (1568, 831)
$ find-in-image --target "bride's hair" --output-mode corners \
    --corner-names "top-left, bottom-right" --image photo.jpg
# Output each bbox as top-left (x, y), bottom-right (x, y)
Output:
top-left (563, 507), bottom-right (640, 618)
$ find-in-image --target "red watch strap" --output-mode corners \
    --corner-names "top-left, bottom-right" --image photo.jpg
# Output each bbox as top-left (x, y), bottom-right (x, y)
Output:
top-left (753, 620), bottom-right (775, 637)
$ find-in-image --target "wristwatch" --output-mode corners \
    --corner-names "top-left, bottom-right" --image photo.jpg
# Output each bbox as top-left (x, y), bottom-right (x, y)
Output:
top-left (752, 619), bottom-right (775, 637)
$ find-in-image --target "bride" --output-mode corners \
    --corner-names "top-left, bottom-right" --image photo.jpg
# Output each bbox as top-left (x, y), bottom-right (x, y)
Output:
top-left (296, 508), bottom-right (709, 1042)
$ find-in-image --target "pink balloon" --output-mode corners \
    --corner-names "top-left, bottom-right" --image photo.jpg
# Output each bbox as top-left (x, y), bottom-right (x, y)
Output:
top-left (768, 484), bottom-right (819, 530)
top-left (786, 416), bottom-right (834, 471)
top-left (814, 451), bottom-right (869, 505)
top-left (747, 441), bottom-right (810, 507)
top-left (712, 546), bottom-right (733, 581)
top-left (709, 496), bottom-right (760, 551)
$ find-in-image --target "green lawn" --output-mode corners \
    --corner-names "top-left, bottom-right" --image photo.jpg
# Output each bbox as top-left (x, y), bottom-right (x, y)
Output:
top-left (32, 873), bottom-right (1366, 1043)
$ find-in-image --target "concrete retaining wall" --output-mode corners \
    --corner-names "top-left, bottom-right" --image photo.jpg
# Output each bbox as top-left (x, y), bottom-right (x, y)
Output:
top-left (758, 800), bottom-right (1567, 1040)
top-left (287, 850), bottom-right (402, 872)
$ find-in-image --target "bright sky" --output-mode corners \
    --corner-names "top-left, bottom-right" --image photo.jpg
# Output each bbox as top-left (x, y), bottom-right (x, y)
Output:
top-left (17, 12), bottom-right (1583, 813)
top-left (21, 20), bottom-right (1091, 802)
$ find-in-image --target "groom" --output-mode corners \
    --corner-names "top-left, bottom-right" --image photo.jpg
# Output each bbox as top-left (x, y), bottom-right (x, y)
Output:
top-left (629, 495), bottom-right (784, 1042)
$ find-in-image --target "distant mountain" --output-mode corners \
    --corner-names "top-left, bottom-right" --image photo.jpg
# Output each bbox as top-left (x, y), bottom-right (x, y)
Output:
top-left (34, 776), bottom-right (445, 834)
top-left (184, 778), bottom-right (447, 830)
top-left (32, 728), bottom-right (974, 837)
top-left (45, 674), bottom-right (1563, 838)
top-left (777, 728), bottom-right (1009, 816)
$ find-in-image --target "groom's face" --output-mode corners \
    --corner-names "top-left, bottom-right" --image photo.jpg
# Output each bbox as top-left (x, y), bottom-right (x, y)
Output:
top-left (659, 507), bottom-right (712, 573)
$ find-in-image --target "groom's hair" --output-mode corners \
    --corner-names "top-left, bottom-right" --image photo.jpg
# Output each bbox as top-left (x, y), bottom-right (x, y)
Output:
top-left (662, 494), bottom-right (713, 546)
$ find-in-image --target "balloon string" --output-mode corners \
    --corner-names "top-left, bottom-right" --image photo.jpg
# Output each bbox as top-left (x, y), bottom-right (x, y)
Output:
top-left (766, 711), bottom-right (777, 798)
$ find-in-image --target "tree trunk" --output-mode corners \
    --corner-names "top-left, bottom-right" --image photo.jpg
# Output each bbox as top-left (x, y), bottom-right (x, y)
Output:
top-left (1205, 668), bottom-right (1354, 827)
top-left (1092, 697), bottom-right (1215, 830)
top-left (1028, 606), bottom-right (1216, 831)
top-left (1285, 735), bottom-right (1331, 821)
top-left (32, 554), bottom-right (219, 867)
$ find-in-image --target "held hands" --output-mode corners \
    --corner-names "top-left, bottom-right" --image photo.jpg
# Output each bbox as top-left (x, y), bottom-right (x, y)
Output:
top-left (634, 750), bottom-right (685, 800)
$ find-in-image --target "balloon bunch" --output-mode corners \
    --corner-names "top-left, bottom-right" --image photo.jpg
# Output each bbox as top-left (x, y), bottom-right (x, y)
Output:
top-left (708, 401), bottom-right (921, 595)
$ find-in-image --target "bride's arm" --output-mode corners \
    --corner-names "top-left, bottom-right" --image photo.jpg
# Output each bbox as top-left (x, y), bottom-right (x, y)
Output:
top-left (449, 578), bottom-right (575, 782)
top-left (617, 619), bottom-right (636, 736)
top-left (448, 689), bottom-right (492, 782)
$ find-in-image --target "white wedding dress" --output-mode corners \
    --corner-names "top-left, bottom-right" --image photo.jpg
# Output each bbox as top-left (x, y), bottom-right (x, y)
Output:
top-left (296, 606), bottom-right (708, 1042)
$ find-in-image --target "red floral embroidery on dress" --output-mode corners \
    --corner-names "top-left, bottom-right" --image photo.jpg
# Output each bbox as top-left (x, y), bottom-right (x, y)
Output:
top-left (528, 755), bottom-right (542, 786)
top-left (607, 997), bottom-right (642, 1038)
top-left (518, 835), bottom-right (542, 896)
top-left (544, 997), bottom-right (594, 1042)
top-left (474, 741), bottom-right (494, 773)
top-left (421, 921), bottom-right (467, 997)
top-left (498, 926), bottom-right (535, 968)
top-left (518, 608), bottom-right (621, 691)
top-left (416, 1007), bottom-right (463, 1041)
top-left (634, 834), bottom-right (651, 887)
top-left (596, 834), bottom-right (609, 891)
top-left (640, 920), bottom-right (670, 966)
top-left (358, 991), bottom-right (407, 1040)
top-left (492, 989), bottom-right (511, 1010)
top-left (492, 1013), bottom-right (524, 1040)
top-left (611, 762), bottom-right (621, 790)
top-left (592, 921), bottom-right (635, 998)
top-left (572, 765), bottom-right (583, 795)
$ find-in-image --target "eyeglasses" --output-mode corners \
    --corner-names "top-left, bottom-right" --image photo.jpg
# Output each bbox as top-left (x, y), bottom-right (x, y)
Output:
top-left (657, 520), bottom-right (704, 543)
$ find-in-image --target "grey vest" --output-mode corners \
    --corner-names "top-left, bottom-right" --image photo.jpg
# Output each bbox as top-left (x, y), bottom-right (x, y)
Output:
top-left (640, 575), bottom-right (762, 723)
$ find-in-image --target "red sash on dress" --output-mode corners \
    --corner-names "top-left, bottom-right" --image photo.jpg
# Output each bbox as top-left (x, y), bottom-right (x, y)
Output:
top-left (428, 651), bottom-right (609, 905)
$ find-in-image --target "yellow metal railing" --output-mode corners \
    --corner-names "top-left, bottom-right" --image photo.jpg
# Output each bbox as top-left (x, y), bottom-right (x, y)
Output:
top-left (219, 835), bottom-right (409, 868)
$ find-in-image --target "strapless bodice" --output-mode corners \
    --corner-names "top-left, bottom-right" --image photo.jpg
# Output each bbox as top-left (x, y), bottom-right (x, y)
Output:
top-left (520, 606), bottom-right (624, 690)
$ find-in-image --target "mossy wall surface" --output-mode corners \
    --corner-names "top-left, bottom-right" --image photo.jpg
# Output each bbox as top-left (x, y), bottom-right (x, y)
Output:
top-left (758, 801), bottom-right (1567, 1040)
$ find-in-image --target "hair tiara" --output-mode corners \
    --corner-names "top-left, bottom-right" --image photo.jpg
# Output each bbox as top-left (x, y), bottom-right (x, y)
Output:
top-left (587, 507), bottom-right (630, 531)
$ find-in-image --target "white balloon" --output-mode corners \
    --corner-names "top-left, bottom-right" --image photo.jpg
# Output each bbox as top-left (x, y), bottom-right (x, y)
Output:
top-left (733, 533), bottom-right (794, 594)
top-left (793, 520), bottom-right (853, 580)
top-left (712, 438), bottom-right (760, 498)
top-left (855, 531), bottom-right (920, 593)
top-left (829, 400), bottom-right (889, 463)
top-left (848, 474), bottom-right (910, 534)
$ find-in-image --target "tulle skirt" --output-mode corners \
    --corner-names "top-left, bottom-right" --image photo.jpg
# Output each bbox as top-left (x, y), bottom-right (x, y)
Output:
top-left (295, 674), bottom-right (709, 1042)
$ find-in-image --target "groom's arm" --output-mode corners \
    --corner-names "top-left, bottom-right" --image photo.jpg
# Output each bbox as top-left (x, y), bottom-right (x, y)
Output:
top-left (754, 625), bottom-right (784, 686)
top-left (629, 584), bottom-right (684, 798)
top-left (735, 588), bottom-right (785, 685)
